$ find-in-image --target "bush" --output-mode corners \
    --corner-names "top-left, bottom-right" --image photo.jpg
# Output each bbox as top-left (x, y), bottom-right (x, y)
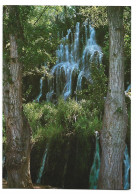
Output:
top-left (23, 102), bottom-right (57, 142)
top-left (77, 62), bottom-right (107, 118)
top-left (23, 98), bottom-right (102, 144)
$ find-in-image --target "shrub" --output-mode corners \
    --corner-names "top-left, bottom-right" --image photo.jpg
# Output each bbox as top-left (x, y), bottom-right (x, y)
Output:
top-left (23, 101), bottom-right (57, 142)
top-left (77, 62), bottom-right (107, 118)
top-left (23, 98), bottom-right (102, 144)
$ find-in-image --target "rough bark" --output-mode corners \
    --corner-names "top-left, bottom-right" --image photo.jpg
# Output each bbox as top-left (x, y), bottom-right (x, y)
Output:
top-left (3, 35), bottom-right (33, 188)
top-left (98, 7), bottom-right (128, 189)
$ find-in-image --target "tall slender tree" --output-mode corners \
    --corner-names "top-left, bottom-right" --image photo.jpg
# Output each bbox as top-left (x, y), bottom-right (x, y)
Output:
top-left (3, 6), bottom-right (33, 188)
top-left (98, 6), bottom-right (128, 189)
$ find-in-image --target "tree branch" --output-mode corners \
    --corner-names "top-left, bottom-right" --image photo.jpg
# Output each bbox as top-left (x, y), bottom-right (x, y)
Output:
top-left (34, 6), bottom-right (47, 26)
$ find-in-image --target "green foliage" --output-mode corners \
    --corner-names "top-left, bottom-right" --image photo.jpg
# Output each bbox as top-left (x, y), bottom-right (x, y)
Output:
top-left (3, 5), bottom-right (80, 71)
top-left (3, 6), bottom-right (57, 70)
top-left (80, 6), bottom-right (107, 28)
top-left (23, 98), bottom-right (102, 144)
top-left (123, 7), bottom-right (131, 85)
top-left (77, 63), bottom-right (107, 117)
top-left (3, 6), bottom-right (34, 63)
top-left (23, 102), bottom-right (57, 142)
top-left (102, 32), bottom-right (109, 68)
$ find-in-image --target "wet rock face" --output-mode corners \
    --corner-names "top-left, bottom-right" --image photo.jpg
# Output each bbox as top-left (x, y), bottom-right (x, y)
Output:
top-left (30, 140), bottom-right (47, 183)
top-left (30, 133), bottom-right (96, 189)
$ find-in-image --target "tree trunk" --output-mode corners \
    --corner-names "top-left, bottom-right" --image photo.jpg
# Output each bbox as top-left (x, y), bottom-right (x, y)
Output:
top-left (3, 35), bottom-right (33, 188)
top-left (98, 7), bottom-right (128, 189)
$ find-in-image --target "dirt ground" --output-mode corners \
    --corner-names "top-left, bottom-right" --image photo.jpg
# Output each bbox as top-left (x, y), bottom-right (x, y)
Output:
top-left (2, 179), bottom-right (58, 189)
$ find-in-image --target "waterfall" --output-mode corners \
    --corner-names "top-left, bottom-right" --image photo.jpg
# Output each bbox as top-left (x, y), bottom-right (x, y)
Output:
top-left (36, 78), bottom-right (44, 102)
top-left (123, 145), bottom-right (130, 189)
top-left (36, 147), bottom-right (48, 184)
top-left (45, 21), bottom-right (103, 102)
top-left (36, 63), bottom-right (47, 102)
top-left (89, 131), bottom-right (100, 189)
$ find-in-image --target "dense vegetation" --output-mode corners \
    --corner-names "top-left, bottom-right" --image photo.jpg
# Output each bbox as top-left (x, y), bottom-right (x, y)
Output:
top-left (24, 99), bottom-right (102, 143)
top-left (3, 5), bottom-right (131, 189)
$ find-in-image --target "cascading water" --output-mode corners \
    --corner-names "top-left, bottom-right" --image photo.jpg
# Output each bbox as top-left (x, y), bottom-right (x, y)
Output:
top-left (36, 147), bottom-right (48, 184)
top-left (36, 78), bottom-right (43, 102)
top-left (89, 131), bottom-right (100, 189)
top-left (45, 21), bottom-right (103, 102)
top-left (36, 63), bottom-right (47, 102)
top-left (123, 145), bottom-right (130, 189)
